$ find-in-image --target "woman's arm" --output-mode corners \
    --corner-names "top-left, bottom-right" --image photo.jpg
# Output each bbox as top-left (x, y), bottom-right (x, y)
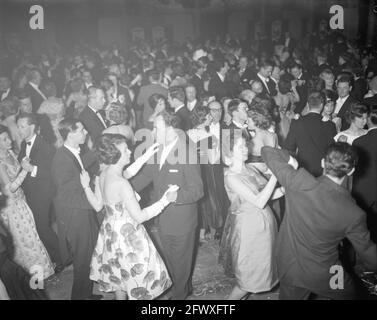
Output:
top-left (124, 143), bottom-right (159, 179)
top-left (80, 172), bottom-right (103, 212)
top-left (226, 173), bottom-right (277, 210)
top-left (120, 180), bottom-right (178, 224)
top-left (0, 163), bottom-right (28, 194)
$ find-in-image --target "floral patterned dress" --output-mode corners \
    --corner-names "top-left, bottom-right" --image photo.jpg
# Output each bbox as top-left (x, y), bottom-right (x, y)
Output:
top-left (0, 151), bottom-right (54, 279)
top-left (90, 195), bottom-right (172, 300)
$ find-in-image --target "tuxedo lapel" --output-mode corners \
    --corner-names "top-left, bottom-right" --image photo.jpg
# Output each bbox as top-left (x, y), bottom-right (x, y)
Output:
top-left (62, 146), bottom-right (83, 173)
top-left (88, 107), bottom-right (106, 129)
top-left (29, 135), bottom-right (41, 161)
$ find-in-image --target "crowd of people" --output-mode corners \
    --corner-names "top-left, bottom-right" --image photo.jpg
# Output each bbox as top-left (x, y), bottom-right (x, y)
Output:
top-left (0, 27), bottom-right (377, 300)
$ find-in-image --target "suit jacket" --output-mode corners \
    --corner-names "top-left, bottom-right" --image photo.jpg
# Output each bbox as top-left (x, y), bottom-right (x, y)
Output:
top-left (190, 74), bottom-right (205, 97)
top-left (351, 78), bottom-right (368, 103)
top-left (336, 96), bottom-right (358, 131)
top-left (131, 138), bottom-right (204, 236)
top-left (18, 135), bottom-right (56, 202)
top-left (25, 83), bottom-right (46, 114)
top-left (352, 128), bottom-right (377, 213)
top-left (208, 73), bottom-right (228, 100)
top-left (285, 113), bottom-right (337, 177)
top-left (261, 146), bottom-right (377, 293)
top-left (294, 75), bottom-right (309, 115)
top-left (79, 106), bottom-right (107, 144)
top-left (363, 94), bottom-right (377, 107)
top-left (255, 74), bottom-right (277, 98)
top-left (239, 67), bottom-right (255, 85)
top-left (175, 105), bottom-right (192, 131)
top-left (137, 83), bottom-right (168, 130)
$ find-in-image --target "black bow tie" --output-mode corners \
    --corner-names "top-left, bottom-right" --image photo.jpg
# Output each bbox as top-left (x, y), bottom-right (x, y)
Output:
top-left (26, 141), bottom-right (32, 146)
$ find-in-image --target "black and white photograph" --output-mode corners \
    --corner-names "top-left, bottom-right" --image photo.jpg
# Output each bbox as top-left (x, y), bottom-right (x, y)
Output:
top-left (0, 0), bottom-right (377, 304)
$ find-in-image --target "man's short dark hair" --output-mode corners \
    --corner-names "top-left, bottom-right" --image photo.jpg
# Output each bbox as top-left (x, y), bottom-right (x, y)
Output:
top-left (324, 142), bottom-right (358, 178)
top-left (260, 60), bottom-right (274, 70)
top-left (308, 91), bottom-right (325, 110)
top-left (58, 118), bottom-right (82, 141)
top-left (213, 58), bottom-right (227, 73)
top-left (168, 86), bottom-right (185, 103)
top-left (16, 113), bottom-right (39, 130)
top-left (228, 98), bottom-right (243, 115)
top-left (337, 75), bottom-right (352, 87)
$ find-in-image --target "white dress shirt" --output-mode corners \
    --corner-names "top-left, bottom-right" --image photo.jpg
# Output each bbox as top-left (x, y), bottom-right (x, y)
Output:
top-left (257, 73), bottom-right (270, 94)
top-left (187, 99), bottom-right (197, 112)
top-left (334, 95), bottom-right (349, 115)
top-left (28, 82), bottom-right (47, 100)
top-left (159, 137), bottom-right (178, 170)
top-left (175, 104), bottom-right (185, 113)
top-left (217, 72), bottom-right (225, 83)
top-left (64, 144), bottom-right (84, 170)
top-left (1, 88), bottom-right (10, 101)
top-left (25, 134), bottom-right (38, 177)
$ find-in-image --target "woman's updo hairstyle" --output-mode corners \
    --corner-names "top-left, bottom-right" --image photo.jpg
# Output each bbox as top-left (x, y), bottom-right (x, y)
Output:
top-left (247, 103), bottom-right (273, 131)
top-left (345, 103), bottom-right (368, 125)
top-left (96, 133), bottom-right (128, 165)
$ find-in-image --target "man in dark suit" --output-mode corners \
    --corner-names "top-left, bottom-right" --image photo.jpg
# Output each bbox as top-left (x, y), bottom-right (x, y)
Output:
top-left (0, 74), bottom-right (14, 102)
top-left (25, 68), bottom-right (46, 113)
top-left (79, 86), bottom-right (108, 146)
top-left (363, 76), bottom-right (377, 107)
top-left (334, 75), bottom-right (358, 131)
top-left (208, 58), bottom-right (230, 100)
top-left (255, 60), bottom-right (277, 98)
top-left (285, 91), bottom-right (337, 177)
top-left (168, 86), bottom-right (192, 131)
top-left (238, 56), bottom-right (255, 86)
top-left (289, 63), bottom-right (309, 115)
top-left (131, 110), bottom-right (203, 300)
top-left (51, 119), bottom-right (99, 300)
top-left (227, 98), bottom-right (252, 141)
top-left (137, 69), bottom-right (168, 129)
top-left (16, 113), bottom-right (62, 269)
top-left (185, 83), bottom-right (200, 115)
top-left (353, 106), bottom-right (377, 242)
top-left (262, 143), bottom-right (377, 300)
top-left (190, 61), bottom-right (206, 98)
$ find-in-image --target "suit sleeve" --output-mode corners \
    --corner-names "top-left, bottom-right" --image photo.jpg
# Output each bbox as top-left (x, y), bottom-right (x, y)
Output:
top-left (346, 209), bottom-right (377, 271)
top-left (284, 120), bottom-right (297, 154)
top-left (176, 163), bottom-right (203, 205)
top-left (261, 146), bottom-right (302, 188)
top-left (34, 142), bottom-right (55, 180)
top-left (130, 163), bottom-right (153, 193)
top-left (52, 156), bottom-right (92, 210)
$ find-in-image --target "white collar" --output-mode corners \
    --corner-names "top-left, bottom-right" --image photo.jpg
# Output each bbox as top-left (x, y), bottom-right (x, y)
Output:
top-left (195, 73), bottom-right (202, 79)
top-left (88, 104), bottom-right (98, 114)
top-left (233, 120), bottom-right (246, 129)
top-left (175, 104), bottom-right (185, 113)
top-left (187, 99), bottom-right (197, 111)
top-left (338, 95), bottom-right (349, 101)
top-left (368, 126), bottom-right (377, 132)
top-left (29, 82), bottom-right (47, 99)
top-left (257, 73), bottom-right (269, 82)
top-left (2, 88), bottom-right (10, 96)
top-left (217, 72), bottom-right (225, 82)
top-left (64, 143), bottom-right (81, 155)
top-left (26, 134), bottom-right (37, 148)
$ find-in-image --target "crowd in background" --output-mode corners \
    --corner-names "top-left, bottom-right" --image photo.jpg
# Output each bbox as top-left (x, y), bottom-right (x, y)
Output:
top-left (0, 27), bottom-right (377, 300)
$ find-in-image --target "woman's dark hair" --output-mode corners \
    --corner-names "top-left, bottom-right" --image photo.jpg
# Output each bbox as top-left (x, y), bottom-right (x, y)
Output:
top-left (345, 103), bottom-right (369, 124)
top-left (96, 133), bottom-right (128, 165)
top-left (148, 93), bottom-right (167, 111)
top-left (322, 89), bottom-right (338, 103)
top-left (247, 105), bottom-right (273, 131)
top-left (41, 80), bottom-right (57, 98)
top-left (324, 142), bottom-right (358, 178)
top-left (278, 74), bottom-right (293, 95)
top-left (0, 124), bottom-right (10, 136)
top-left (0, 97), bottom-right (19, 118)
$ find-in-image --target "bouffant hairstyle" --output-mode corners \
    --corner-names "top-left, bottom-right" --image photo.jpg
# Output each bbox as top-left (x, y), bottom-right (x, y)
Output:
top-left (0, 97), bottom-right (19, 118)
top-left (278, 74), bottom-right (294, 95)
top-left (324, 142), bottom-right (358, 178)
top-left (107, 102), bottom-right (129, 125)
top-left (96, 133), bottom-right (128, 165)
top-left (190, 105), bottom-right (209, 128)
top-left (148, 93), bottom-right (167, 111)
top-left (345, 103), bottom-right (368, 124)
top-left (247, 105), bottom-right (273, 131)
top-left (157, 109), bottom-right (181, 129)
